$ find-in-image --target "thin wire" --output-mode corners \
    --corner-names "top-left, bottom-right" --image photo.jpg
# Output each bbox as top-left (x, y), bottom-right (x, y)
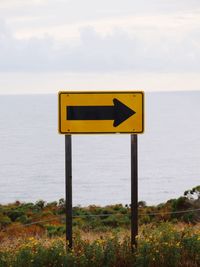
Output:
top-left (20, 217), bottom-right (62, 226)
top-left (2, 208), bottom-right (200, 229)
top-left (72, 208), bottom-right (200, 217)
top-left (140, 208), bottom-right (200, 216)
top-left (1, 217), bottom-right (65, 231)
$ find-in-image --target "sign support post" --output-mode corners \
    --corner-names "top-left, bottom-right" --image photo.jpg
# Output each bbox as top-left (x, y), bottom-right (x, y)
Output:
top-left (131, 134), bottom-right (138, 249)
top-left (65, 135), bottom-right (72, 249)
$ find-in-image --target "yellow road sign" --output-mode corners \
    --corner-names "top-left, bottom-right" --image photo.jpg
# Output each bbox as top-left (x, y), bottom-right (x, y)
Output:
top-left (58, 91), bottom-right (144, 134)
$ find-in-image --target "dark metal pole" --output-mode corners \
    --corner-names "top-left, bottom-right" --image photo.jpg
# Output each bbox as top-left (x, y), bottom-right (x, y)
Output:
top-left (65, 135), bottom-right (72, 249)
top-left (131, 134), bottom-right (138, 249)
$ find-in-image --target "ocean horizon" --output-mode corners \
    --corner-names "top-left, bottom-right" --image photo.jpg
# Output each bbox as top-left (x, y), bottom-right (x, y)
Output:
top-left (0, 91), bottom-right (200, 206)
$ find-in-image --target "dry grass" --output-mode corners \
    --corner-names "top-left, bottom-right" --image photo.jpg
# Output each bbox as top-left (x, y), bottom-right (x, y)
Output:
top-left (1, 222), bottom-right (200, 249)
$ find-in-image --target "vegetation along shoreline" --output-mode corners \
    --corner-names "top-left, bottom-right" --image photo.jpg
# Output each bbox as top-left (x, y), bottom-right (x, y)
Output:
top-left (1, 186), bottom-right (200, 266)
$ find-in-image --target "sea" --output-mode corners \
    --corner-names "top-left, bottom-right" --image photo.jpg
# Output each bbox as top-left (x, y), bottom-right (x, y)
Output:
top-left (0, 91), bottom-right (200, 206)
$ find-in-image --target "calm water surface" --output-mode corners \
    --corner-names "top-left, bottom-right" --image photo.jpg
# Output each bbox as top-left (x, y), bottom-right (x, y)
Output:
top-left (0, 91), bottom-right (200, 205)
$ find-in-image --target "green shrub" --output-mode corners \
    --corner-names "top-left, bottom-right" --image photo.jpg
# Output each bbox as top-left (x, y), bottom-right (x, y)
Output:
top-left (35, 200), bottom-right (46, 210)
top-left (46, 225), bottom-right (65, 237)
top-left (6, 210), bottom-right (25, 222)
top-left (102, 215), bottom-right (119, 227)
top-left (16, 215), bottom-right (30, 224)
top-left (0, 215), bottom-right (12, 228)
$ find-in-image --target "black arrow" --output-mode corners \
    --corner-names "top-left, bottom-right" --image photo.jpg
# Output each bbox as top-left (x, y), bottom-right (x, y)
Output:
top-left (66, 98), bottom-right (136, 127)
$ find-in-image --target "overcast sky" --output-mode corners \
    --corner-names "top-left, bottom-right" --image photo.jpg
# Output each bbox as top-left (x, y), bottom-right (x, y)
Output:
top-left (0, 0), bottom-right (200, 94)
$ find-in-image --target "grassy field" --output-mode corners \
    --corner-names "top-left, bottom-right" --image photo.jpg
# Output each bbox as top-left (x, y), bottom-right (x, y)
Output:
top-left (1, 186), bottom-right (200, 266)
top-left (1, 223), bottom-right (200, 267)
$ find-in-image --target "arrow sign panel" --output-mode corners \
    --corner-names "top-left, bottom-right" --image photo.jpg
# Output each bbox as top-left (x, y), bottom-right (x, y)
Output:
top-left (59, 91), bottom-right (144, 134)
top-left (67, 98), bottom-right (136, 127)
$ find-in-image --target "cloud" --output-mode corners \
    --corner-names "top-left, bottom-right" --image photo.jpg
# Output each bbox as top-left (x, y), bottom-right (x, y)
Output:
top-left (0, 0), bottom-right (48, 8)
top-left (0, 17), bottom-right (200, 73)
